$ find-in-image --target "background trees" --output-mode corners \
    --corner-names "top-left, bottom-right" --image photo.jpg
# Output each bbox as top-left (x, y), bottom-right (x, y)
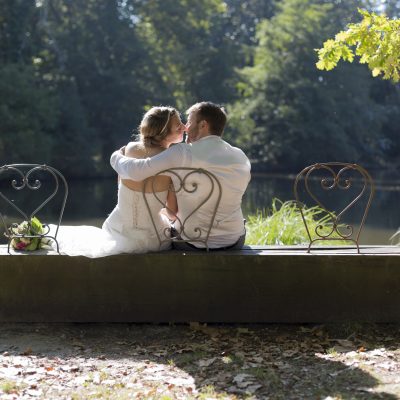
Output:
top-left (0, 0), bottom-right (399, 176)
top-left (228, 0), bottom-right (400, 170)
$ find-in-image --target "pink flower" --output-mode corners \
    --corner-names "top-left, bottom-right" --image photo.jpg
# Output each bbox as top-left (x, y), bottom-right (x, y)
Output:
top-left (15, 241), bottom-right (27, 250)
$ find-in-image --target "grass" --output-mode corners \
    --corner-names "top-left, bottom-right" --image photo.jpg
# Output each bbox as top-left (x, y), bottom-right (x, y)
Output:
top-left (327, 347), bottom-right (339, 357)
top-left (197, 385), bottom-right (235, 399)
top-left (173, 350), bottom-right (208, 367)
top-left (245, 198), bottom-right (346, 246)
top-left (1, 380), bottom-right (19, 394)
top-left (247, 367), bottom-right (282, 387)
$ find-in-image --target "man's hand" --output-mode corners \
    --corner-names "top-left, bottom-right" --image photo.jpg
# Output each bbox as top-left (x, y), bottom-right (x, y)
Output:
top-left (160, 207), bottom-right (177, 222)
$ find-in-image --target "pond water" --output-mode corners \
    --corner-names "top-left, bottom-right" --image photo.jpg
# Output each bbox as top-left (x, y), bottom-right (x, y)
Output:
top-left (1, 172), bottom-right (399, 245)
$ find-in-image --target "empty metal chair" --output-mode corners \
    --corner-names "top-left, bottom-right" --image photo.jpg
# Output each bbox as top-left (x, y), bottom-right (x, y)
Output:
top-left (0, 164), bottom-right (68, 254)
top-left (294, 162), bottom-right (374, 253)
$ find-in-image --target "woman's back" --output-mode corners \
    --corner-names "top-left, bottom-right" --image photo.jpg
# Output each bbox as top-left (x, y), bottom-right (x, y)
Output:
top-left (52, 105), bottom-right (184, 257)
top-left (121, 142), bottom-right (171, 193)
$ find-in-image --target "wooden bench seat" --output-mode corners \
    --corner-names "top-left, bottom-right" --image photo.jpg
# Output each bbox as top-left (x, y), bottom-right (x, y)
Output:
top-left (1, 244), bottom-right (399, 323)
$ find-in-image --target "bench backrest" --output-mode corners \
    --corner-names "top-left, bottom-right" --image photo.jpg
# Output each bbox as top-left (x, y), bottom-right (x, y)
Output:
top-left (142, 167), bottom-right (222, 251)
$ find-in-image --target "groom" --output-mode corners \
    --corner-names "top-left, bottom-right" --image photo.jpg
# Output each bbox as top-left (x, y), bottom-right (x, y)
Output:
top-left (110, 101), bottom-right (251, 250)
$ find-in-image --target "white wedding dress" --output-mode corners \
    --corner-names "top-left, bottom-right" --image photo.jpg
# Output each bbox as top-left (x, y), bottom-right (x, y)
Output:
top-left (51, 183), bottom-right (171, 257)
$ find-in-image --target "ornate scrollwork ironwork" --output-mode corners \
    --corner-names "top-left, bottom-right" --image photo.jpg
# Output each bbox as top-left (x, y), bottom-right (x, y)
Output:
top-left (294, 162), bottom-right (374, 253)
top-left (0, 164), bottom-right (69, 254)
top-left (142, 168), bottom-right (222, 251)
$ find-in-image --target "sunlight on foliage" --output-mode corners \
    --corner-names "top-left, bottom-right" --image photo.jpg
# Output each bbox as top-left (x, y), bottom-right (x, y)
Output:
top-left (245, 198), bottom-right (343, 246)
top-left (316, 9), bottom-right (400, 82)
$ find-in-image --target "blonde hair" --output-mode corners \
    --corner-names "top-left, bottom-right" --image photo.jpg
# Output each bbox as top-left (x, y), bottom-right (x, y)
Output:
top-left (138, 106), bottom-right (178, 147)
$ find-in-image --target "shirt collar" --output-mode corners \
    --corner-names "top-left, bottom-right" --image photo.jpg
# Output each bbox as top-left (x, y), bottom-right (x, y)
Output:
top-left (193, 135), bottom-right (222, 144)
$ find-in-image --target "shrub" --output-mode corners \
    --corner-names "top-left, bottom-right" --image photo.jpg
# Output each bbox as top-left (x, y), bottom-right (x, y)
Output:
top-left (245, 198), bottom-right (342, 245)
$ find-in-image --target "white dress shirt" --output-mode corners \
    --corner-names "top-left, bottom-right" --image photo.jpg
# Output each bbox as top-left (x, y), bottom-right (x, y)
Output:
top-left (110, 135), bottom-right (251, 248)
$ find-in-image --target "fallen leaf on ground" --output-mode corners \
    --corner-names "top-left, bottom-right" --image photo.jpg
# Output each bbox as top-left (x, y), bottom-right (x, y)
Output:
top-left (198, 358), bottom-right (217, 367)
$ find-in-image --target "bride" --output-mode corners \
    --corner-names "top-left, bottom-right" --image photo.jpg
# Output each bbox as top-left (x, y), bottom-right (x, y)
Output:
top-left (53, 106), bottom-right (185, 257)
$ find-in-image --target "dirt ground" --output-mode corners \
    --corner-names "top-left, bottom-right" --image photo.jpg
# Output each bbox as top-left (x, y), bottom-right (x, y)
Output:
top-left (0, 323), bottom-right (399, 399)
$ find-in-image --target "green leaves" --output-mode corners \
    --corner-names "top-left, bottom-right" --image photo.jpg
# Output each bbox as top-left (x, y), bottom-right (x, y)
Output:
top-left (2, 0), bottom-right (400, 175)
top-left (315, 39), bottom-right (355, 71)
top-left (0, 64), bottom-right (57, 164)
top-left (25, 237), bottom-right (40, 251)
top-left (316, 9), bottom-right (400, 82)
top-left (30, 217), bottom-right (44, 235)
top-left (133, 0), bottom-right (235, 109)
top-left (226, 0), bottom-right (400, 170)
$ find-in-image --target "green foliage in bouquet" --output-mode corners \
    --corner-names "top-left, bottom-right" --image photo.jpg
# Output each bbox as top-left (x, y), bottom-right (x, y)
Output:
top-left (9, 217), bottom-right (45, 251)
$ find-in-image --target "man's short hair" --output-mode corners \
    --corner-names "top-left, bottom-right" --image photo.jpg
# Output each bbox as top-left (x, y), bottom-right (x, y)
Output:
top-left (186, 102), bottom-right (227, 136)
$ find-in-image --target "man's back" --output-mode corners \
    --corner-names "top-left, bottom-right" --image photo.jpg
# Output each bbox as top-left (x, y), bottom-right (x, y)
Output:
top-left (175, 136), bottom-right (250, 248)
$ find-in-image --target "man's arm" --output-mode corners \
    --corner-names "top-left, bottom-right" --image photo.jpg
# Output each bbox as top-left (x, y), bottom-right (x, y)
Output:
top-left (110, 143), bottom-right (188, 180)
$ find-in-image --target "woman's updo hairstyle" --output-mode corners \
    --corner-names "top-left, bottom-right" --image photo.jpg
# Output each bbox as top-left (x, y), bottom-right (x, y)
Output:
top-left (138, 106), bottom-right (178, 147)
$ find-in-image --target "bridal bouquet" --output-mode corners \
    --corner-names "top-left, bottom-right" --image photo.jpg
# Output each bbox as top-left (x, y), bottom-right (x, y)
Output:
top-left (9, 217), bottom-right (47, 251)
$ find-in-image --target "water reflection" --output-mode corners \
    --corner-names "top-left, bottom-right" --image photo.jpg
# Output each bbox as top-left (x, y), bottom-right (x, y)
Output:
top-left (1, 173), bottom-right (399, 245)
top-left (64, 178), bottom-right (118, 223)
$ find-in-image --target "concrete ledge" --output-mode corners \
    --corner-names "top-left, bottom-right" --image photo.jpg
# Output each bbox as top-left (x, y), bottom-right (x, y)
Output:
top-left (1, 245), bottom-right (400, 322)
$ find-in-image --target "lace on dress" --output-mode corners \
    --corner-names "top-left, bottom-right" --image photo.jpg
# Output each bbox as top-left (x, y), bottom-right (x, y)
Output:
top-left (51, 184), bottom-right (171, 258)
